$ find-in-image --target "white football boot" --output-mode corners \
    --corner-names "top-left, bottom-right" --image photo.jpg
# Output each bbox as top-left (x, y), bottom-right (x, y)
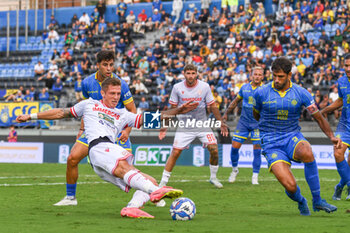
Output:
top-left (53, 196), bottom-right (77, 206)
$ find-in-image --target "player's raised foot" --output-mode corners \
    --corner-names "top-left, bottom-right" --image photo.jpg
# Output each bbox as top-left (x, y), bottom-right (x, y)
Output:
top-left (298, 198), bottom-right (311, 216)
top-left (120, 207), bottom-right (154, 219)
top-left (150, 186), bottom-right (183, 203)
top-left (313, 199), bottom-right (337, 213)
top-left (228, 170), bottom-right (239, 183)
top-left (332, 185), bottom-right (343, 201)
top-left (209, 178), bottom-right (223, 188)
top-left (155, 199), bottom-right (166, 207)
top-left (53, 196), bottom-right (77, 206)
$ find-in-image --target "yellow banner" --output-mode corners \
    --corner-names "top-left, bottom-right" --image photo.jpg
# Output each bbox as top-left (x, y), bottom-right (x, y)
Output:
top-left (0, 102), bottom-right (39, 125)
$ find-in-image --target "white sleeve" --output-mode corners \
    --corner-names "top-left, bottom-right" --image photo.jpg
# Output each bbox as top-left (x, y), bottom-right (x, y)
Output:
top-left (123, 110), bottom-right (142, 129)
top-left (204, 85), bottom-right (215, 106)
top-left (169, 85), bottom-right (179, 106)
top-left (70, 99), bottom-right (88, 118)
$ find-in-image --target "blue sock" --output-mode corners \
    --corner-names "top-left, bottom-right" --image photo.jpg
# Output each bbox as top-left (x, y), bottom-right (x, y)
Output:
top-left (66, 183), bottom-right (77, 197)
top-left (231, 147), bottom-right (240, 167)
top-left (285, 185), bottom-right (304, 203)
top-left (252, 149), bottom-right (261, 173)
top-left (336, 160), bottom-right (350, 188)
top-left (304, 161), bottom-right (321, 203)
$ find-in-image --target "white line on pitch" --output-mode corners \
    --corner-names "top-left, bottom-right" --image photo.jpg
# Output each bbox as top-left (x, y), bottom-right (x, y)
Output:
top-left (0, 178), bottom-right (340, 187)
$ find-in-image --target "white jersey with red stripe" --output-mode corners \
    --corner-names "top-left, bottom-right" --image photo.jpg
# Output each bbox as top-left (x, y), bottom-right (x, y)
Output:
top-left (169, 79), bottom-right (215, 123)
top-left (70, 98), bottom-right (142, 144)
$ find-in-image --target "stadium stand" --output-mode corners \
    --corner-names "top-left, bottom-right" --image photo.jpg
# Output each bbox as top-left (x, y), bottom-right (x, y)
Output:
top-left (0, 0), bottom-right (349, 127)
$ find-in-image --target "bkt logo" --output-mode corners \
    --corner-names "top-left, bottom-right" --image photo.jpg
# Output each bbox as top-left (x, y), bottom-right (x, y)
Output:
top-left (143, 110), bottom-right (161, 129)
top-left (135, 146), bottom-right (172, 165)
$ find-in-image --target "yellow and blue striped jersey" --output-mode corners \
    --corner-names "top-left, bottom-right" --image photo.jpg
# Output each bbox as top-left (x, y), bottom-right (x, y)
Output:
top-left (237, 82), bottom-right (262, 126)
top-left (81, 72), bottom-right (133, 109)
top-left (337, 75), bottom-right (350, 130)
top-left (253, 81), bottom-right (315, 143)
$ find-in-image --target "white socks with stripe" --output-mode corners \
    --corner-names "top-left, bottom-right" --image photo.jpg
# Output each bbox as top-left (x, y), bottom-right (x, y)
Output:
top-left (159, 170), bottom-right (172, 187)
top-left (123, 170), bottom-right (159, 194)
top-left (127, 190), bottom-right (150, 208)
top-left (210, 165), bottom-right (219, 180)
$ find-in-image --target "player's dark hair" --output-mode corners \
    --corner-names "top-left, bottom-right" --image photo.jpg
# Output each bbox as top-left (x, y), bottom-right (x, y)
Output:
top-left (344, 53), bottom-right (350, 61)
top-left (101, 77), bottom-right (121, 91)
top-left (96, 50), bottom-right (115, 63)
top-left (184, 64), bottom-right (197, 72)
top-left (271, 57), bottom-right (292, 74)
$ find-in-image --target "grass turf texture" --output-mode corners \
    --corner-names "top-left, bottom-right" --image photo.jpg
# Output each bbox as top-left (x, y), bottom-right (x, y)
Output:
top-left (0, 163), bottom-right (349, 233)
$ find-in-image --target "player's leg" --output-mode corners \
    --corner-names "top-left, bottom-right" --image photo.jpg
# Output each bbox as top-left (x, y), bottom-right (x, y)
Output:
top-left (332, 143), bottom-right (350, 200)
top-left (252, 144), bottom-right (262, 185)
top-left (160, 131), bottom-right (194, 187)
top-left (228, 140), bottom-right (242, 183)
top-left (54, 140), bottom-right (88, 206)
top-left (270, 161), bottom-right (310, 216)
top-left (229, 123), bottom-right (249, 183)
top-left (293, 139), bottom-right (337, 213)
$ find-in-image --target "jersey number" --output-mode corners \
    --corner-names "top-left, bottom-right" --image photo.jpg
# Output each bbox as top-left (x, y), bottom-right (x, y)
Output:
top-left (206, 134), bottom-right (216, 143)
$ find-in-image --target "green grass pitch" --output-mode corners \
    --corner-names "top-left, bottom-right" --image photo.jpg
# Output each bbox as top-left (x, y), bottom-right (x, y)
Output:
top-left (0, 163), bottom-right (349, 233)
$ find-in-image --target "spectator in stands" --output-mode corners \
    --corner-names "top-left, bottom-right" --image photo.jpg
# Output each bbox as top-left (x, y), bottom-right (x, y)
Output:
top-left (126, 10), bottom-right (136, 26)
top-left (85, 31), bottom-right (95, 47)
top-left (97, 18), bottom-right (107, 35)
top-left (48, 60), bottom-right (59, 77)
top-left (160, 10), bottom-right (171, 29)
top-left (57, 67), bottom-right (67, 82)
top-left (117, 0), bottom-right (127, 23)
top-left (70, 14), bottom-right (78, 26)
top-left (172, 0), bottom-right (183, 25)
top-left (45, 28), bottom-right (59, 44)
top-left (74, 74), bottom-right (83, 102)
top-left (81, 52), bottom-right (91, 74)
top-left (51, 48), bottom-right (61, 63)
top-left (152, 9), bottom-right (161, 30)
top-left (133, 79), bottom-right (148, 95)
top-left (152, 0), bottom-right (162, 12)
top-left (116, 38), bottom-right (127, 55)
top-left (96, 0), bottom-right (106, 19)
top-left (47, 15), bottom-right (59, 30)
top-left (24, 89), bottom-right (34, 102)
top-left (38, 88), bottom-right (50, 101)
top-left (34, 60), bottom-right (45, 78)
top-left (121, 72), bottom-right (131, 85)
top-left (183, 9), bottom-right (192, 25)
top-left (57, 47), bottom-right (71, 66)
top-left (70, 61), bottom-right (83, 78)
top-left (64, 30), bottom-right (75, 48)
top-left (7, 125), bottom-right (17, 143)
top-left (134, 9), bottom-right (147, 33)
top-left (41, 30), bottom-right (48, 44)
top-left (135, 56), bottom-right (149, 79)
top-left (79, 12), bottom-right (90, 26)
top-left (5, 90), bottom-right (24, 102)
top-left (52, 77), bottom-right (63, 105)
top-left (191, 8), bottom-right (200, 24)
top-left (138, 96), bottom-right (150, 113)
top-left (314, 0), bottom-right (324, 15)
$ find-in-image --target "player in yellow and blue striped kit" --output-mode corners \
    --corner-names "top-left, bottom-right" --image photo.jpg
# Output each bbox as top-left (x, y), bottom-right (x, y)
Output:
top-left (253, 57), bottom-right (339, 215)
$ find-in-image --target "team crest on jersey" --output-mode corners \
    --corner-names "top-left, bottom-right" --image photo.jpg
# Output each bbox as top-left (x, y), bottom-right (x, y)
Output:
top-left (271, 153), bottom-right (278, 159)
top-left (98, 112), bottom-right (115, 124)
top-left (291, 99), bottom-right (297, 106)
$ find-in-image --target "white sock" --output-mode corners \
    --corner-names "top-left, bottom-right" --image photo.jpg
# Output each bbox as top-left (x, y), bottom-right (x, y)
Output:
top-left (252, 172), bottom-right (259, 178)
top-left (123, 170), bottom-right (159, 194)
top-left (159, 170), bottom-right (172, 187)
top-left (232, 166), bottom-right (238, 172)
top-left (126, 190), bottom-right (150, 208)
top-left (209, 165), bottom-right (219, 179)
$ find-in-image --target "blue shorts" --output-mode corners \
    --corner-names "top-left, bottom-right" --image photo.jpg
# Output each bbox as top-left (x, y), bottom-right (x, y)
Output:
top-left (77, 132), bottom-right (132, 151)
top-left (262, 132), bottom-right (307, 171)
top-left (335, 124), bottom-right (350, 148)
top-left (232, 121), bottom-right (260, 145)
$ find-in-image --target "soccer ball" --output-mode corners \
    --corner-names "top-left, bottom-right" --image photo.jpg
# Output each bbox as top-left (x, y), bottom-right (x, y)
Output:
top-left (170, 197), bottom-right (196, 220)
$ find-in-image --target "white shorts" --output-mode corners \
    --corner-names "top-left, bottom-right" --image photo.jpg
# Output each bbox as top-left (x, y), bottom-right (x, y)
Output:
top-left (173, 130), bottom-right (217, 149)
top-left (89, 142), bottom-right (134, 193)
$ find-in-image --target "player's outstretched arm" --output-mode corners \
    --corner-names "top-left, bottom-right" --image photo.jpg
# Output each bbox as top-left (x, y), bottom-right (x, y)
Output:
top-left (209, 103), bottom-right (228, 137)
top-left (223, 97), bottom-right (242, 121)
top-left (312, 111), bottom-right (342, 149)
top-left (16, 108), bottom-right (74, 123)
top-left (320, 98), bottom-right (343, 116)
top-left (161, 101), bottom-right (199, 119)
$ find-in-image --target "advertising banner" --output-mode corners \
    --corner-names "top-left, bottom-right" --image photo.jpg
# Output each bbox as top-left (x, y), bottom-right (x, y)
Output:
top-left (222, 144), bottom-right (348, 170)
top-left (0, 142), bottom-right (43, 163)
top-left (0, 102), bottom-right (39, 127)
top-left (58, 144), bottom-right (70, 164)
top-left (134, 145), bottom-right (172, 166)
top-left (39, 102), bottom-right (54, 129)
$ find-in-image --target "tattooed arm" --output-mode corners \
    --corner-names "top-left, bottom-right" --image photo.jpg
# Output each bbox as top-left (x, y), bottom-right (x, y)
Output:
top-left (16, 108), bottom-right (74, 123)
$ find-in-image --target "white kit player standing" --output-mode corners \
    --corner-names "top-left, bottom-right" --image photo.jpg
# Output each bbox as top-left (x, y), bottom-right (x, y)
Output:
top-left (159, 64), bottom-right (228, 189)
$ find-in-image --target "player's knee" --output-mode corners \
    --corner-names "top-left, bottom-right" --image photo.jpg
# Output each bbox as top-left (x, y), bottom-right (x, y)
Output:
top-left (67, 153), bottom-right (81, 167)
top-left (285, 180), bottom-right (297, 193)
top-left (208, 145), bottom-right (218, 156)
top-left (334, 148), bottom-right (345, 162)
